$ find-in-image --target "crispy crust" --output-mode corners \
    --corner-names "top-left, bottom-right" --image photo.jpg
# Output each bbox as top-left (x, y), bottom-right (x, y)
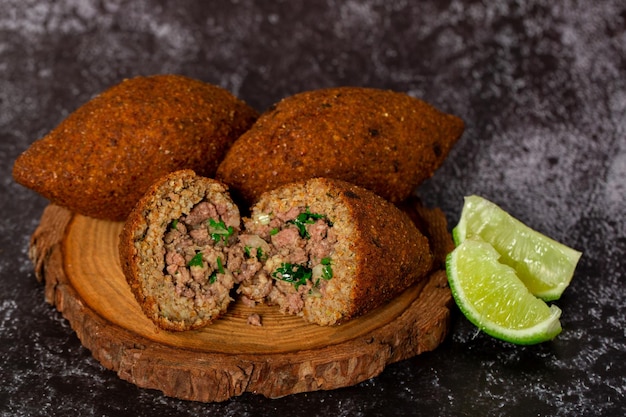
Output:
top-left (216, 87), bottom-right (464, 204)
top-left (119, 170), bottom-right (240, 331)
top-left (327, 179), bottom-right (434, 321)
top-left (398, 196), bottom-right (456, 270)
top-left (13, 74), bottom-right (258, 221)
top-left (245, 178), bottom-right (434, 325)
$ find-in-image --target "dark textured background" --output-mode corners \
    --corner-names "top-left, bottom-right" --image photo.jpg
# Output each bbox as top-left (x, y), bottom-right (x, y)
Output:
top-left (1, 1), bottom-right (625, 416)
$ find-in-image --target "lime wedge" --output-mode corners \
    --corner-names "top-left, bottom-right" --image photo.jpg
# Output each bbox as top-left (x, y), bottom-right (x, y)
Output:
top-left (446, 238), bottom-right (563, 344)
top-left (453, 195), bottom-right (582, 301)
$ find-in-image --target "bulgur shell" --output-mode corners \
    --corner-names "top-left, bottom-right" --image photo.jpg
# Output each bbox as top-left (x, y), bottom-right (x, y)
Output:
top-left (216, 87), bottom-right (464, 204)
top-left (13, 74), bottom-right (258, 221)
top-left (119, 169), bottom-right (240, 331)
top-left (244, 177), bottom-right (434, 325)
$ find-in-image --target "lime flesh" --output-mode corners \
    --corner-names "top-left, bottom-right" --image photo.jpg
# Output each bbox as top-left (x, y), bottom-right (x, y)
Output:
top-left (446, 238), bottom-right (562, 345)
top-left (453, 195), bottom-right (582, 301)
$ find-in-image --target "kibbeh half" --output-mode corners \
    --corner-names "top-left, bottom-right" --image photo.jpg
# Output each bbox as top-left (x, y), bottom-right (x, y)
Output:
top-left (119, 170), bottom-right (242, 331)
top-left (237, 177), bottom-right (434, 325)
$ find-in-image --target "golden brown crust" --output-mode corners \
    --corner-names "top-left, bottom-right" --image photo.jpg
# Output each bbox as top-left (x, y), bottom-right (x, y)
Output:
top-left (13, 74), bottom-right (258, 221)
top-left (216, 87), bottom-right (464, 204)
top-left (397, 197), bottom-right (456, 270)
top-left (328, 179), bottom-right (434, 321)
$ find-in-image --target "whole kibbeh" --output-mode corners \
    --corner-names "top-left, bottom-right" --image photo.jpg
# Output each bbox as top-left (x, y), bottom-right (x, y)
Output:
top-left (13, 74), bottom-right (258, 221)
top-left (119, 170), bottom-right (243, 331)
top-left (216, 86), bottom-right (464, 204)
top-left (236, 177), bottom-right (434, 326)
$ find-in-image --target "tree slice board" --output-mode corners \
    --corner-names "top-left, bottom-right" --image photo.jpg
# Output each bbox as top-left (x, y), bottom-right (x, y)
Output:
top-left (29, 204), bottom-right (454, 402)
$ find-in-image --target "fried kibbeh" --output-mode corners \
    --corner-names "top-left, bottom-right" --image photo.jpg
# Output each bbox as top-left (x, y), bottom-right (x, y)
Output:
top-left (13, 74), bottom-right (259, 221)
top-left (236, 177), bottom-right (434, 326)
top-left (216, 87), bottom-right (464, 204)
top-left (398, 196), bottom-right (456, 270)
top-left (119, 170), bottom-right (242, 331)
top-left (119, 173), bottom-right (434, 330)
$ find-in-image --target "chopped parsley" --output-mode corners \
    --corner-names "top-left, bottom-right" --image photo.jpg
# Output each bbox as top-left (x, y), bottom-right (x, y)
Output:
top-left (187, 253), bottom-right (225, 284)
top-left (287, 207), bottom-right (332, 239)
top-left (188, 252), bottom-right (203, 268)
top-left (216, 256), bottom-right (225, 274)
top-left (321, 257), bottom-right (333, 280)
top-left (209, 257), bottom-right (225, 284)
top-left (208, 218), bottom-right (234, 243)
top-left (311, 258), bottom-right (333, 291)
top-left (170, 219), bottom-right (179, 230)
top-left (272, 263), bottom-right (312, 289)
top-left (244, 246), bottom-right (266, 261)
top-left (269, 227), bottom-right (280, 236)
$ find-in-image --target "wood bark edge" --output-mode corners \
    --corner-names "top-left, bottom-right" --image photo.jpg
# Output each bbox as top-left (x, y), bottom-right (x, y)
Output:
top-left (29, 204), bottom-right (453, 402)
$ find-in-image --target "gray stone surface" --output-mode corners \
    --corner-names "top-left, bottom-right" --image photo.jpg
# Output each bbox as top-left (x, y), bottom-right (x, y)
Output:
top-left (1, 0), bottom-right (625, 416)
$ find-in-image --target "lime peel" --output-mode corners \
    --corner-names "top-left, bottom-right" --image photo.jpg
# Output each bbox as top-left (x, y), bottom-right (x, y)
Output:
top-left (446, 195), bottom-right (582, 345)
top-left (453, 195), bottom-right (582, 301)
top-left (446, 238), bottom-right (563, 345)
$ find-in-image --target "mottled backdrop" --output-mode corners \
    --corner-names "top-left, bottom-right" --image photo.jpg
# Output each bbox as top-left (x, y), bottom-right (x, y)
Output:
top-left (1, 1), bottom-right (625, 416)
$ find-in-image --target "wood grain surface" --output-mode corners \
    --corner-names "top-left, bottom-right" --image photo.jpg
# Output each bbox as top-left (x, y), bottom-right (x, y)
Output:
top-left (30, 204), bottom-right (453, 402)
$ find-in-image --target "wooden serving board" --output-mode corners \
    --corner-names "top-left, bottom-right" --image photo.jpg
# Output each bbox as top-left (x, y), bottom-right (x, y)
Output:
top-left (29, 204), bottom-right (453, 402)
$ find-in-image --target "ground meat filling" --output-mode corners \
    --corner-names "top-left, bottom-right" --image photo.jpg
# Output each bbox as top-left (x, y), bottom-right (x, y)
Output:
top-left (163, 201), bottom-right (238, 309)
top-left (238, 206), bottom-right (337, 315)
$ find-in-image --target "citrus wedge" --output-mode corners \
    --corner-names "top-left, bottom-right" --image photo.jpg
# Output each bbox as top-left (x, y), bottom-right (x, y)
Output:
top-left (453, 195), bottom-right (582, 301)
top-left (446, 238), bottom-right (562, 344)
